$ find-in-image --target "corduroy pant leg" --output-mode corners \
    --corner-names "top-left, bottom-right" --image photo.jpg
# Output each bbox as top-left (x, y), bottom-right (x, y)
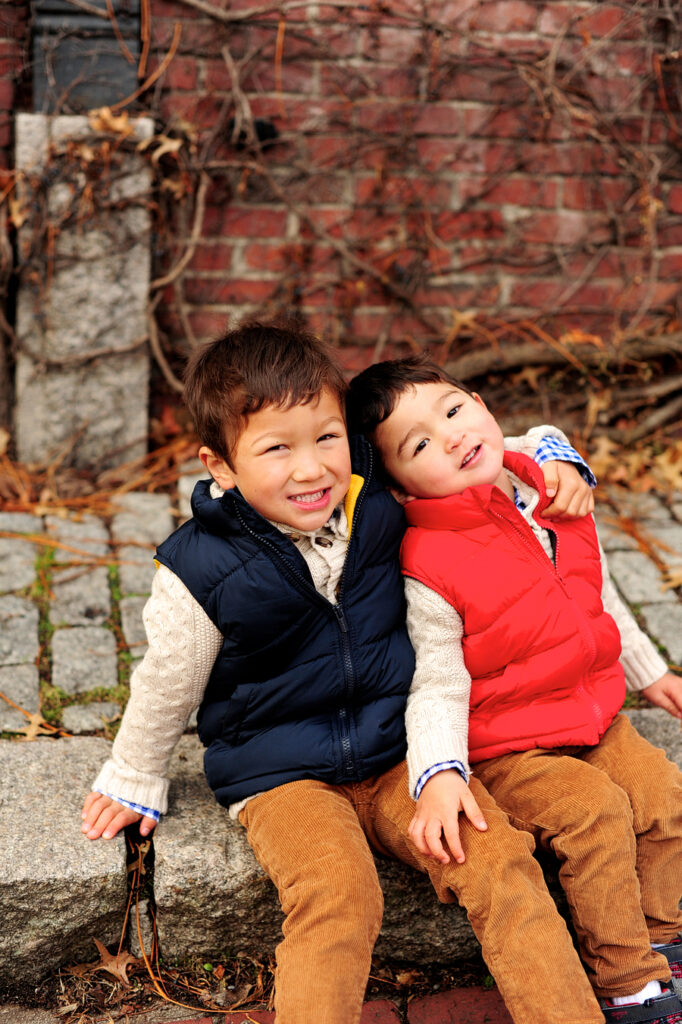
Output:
top-left (579, 714), bottom-right (682, 944)
top-left (239, 778), bottom-right (384, 1024)
top-left (474, 738), bottom-right (672, 1000)
top-left (358, 761), bottom-right (604, 1024)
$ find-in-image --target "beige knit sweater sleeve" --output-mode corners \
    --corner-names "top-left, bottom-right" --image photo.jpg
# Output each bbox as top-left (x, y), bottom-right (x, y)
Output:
top-left (92, 564), bottom-right (223, 814)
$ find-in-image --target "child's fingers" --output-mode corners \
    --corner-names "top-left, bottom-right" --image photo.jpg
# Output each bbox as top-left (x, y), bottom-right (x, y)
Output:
top-left (460, 791), bottom-right (488, 833)
top-left (424, 821), bottom-right (451, 865)
top-left (409, 813), bottom-right (449, 863)
top-left (139, 814), bottom-right (158, 837)
top-left (100, 807), bottom-right (142, 840)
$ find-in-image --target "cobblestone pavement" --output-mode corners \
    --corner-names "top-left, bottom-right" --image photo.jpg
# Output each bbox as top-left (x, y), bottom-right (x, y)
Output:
top-left (0, 473), bottom-right (681, 1024)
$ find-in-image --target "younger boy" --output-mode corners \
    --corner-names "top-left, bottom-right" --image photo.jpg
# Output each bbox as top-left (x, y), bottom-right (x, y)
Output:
top-left (82, 321), bottom-right (606, 1024)
top-left (346, 355), bottom-right (682, 1024)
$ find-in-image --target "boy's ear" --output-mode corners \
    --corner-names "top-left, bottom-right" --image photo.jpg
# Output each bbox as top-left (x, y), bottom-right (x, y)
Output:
top-left (471, 392), bottom-right (486, 408)
top-left (199, 446), bottom-right (236, 491)
top-left (388, 485), bottom-right (416, 507)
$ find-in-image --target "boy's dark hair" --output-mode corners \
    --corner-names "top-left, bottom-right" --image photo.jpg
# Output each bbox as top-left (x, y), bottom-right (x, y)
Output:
top-left (346, 354), bottom-right (474, 440)
top-left (183, 318), bottom-right (347, 467)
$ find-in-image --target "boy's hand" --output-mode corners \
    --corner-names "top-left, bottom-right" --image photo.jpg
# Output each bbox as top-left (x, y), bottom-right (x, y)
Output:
top-left (408, 770), bottom-right (487, 866)
top-left (541, 460), bottom-right (594, 520)
top-left (81, 791), bottom-right (157, 840)
top-left (640, 672), bottom-right (682, 720)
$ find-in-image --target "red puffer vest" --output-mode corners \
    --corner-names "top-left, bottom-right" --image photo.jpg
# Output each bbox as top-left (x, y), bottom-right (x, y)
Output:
top-left (401, 451), bottom-right (625, 763)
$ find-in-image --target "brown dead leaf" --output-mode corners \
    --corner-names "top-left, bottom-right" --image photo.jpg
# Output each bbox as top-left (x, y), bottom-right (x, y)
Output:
top-left (584, 389), bottom-right (611, 438)
top-left (8, 193), bottom-right (28, 229)
top-left (662, 567), bottom-right (682, 592)
top-left (90, 938), bottom-right (140, 987)
top-left (511, 366), bottom-right (546, 392)
top-left (395, 968), bottom-right (422, 986)
top-left (88, 107), bottom-right (133, 137)
top-left (559, 329), bottom-right (605, 349)
top-left (16, 711), bottom-right (57, 742)
top-left (654, 445), bottom-right (682, 491)
top-left (587, 435), bottom-right (619, 479)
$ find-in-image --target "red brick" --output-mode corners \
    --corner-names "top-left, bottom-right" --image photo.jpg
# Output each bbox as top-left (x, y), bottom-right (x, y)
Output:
top-left (306, 134), bottom-right (356, 165)
top-left (0, 79), bottom-right (13, 110)
top-left (470, 1), bottom-right (538, 33)
top-left (201, 206), bottom-right (288, 238)
top-left (187, 311), bottom-right (230, 339)
top-left (420, 209), bottom-right (506, 243)
top-left (355, 174), bottom-right (453, 207)
top-left (667, 185), bottom-right (682, 215)
top-left (653, 221), bottom-right (682, 248)
top-left (241, 61), bottom-right (316, 95)
top-left (412, 104), bottom-right (461, 136)
top-left (520, 143), bottom-right (621, 176)
top-left (509, 279), bottom-right (565, 307)
top-left (363, 26), bottom-right (420, 63)
top-left (577, 4), bottom-right (643, 39)
top-left (189, 244), bottom-right (234, 272)
top-left (149, 0), bottom-right (195, 17)
top-left (658, 252), bottom-right (682, 279)
top-left (516, 210), bottom-right (612, 245)
top-left (407, 985), bottom-right (513, 1023)
top-left (242, 243), bottom-right (294, 272)
top-left (184, 277), bottom-right (281, 304)
top-left (433, 68), bottom-right (527, 105)
top-left (538, 4), bottom-right (586, 37)
top-left (562, 177), bottom-right (633, 210)
top-left (458, 175), bottom-right (558, 208)
top-left (360, 998), bottom-right (401, 1022)
top-left (148, 54), bottom-right (198, 90)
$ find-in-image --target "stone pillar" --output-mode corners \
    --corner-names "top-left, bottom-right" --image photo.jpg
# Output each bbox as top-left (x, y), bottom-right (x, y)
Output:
top-left (14, 113), bottom-right (153, 471)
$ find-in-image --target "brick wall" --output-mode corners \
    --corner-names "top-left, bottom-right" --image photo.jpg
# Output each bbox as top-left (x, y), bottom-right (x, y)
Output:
top-left (3, 1), bottom-right (682, 375)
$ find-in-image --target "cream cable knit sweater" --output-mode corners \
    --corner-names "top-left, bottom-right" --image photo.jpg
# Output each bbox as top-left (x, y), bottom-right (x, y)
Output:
top-left (93, 426), bottom-right (663, 820)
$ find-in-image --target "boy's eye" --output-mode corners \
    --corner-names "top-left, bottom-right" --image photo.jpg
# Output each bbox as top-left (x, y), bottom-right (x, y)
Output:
top-left (265, 443), bottom-right (287, 453)
top-left (413, 438), bottom-right (428, 456)
top-left (318, 432), bottom-right (340, 443)
top-left (447, 405), bottom-right (462, 418)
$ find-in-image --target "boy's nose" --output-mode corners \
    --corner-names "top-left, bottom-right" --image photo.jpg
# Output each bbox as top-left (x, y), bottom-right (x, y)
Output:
top-left (292, 451), bottom-right (325, 481)
top-left (445, 428), bottom-right (463, 451)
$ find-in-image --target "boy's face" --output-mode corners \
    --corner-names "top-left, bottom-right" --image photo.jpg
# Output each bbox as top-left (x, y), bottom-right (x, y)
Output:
top-left (374, 381), bottom-right (512, 500)
top-left (199, 388), bottom-right (352, 531)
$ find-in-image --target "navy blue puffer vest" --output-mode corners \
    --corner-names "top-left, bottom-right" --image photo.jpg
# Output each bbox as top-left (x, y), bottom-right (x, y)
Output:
top-left (155, 435), bottom-right (414, 807)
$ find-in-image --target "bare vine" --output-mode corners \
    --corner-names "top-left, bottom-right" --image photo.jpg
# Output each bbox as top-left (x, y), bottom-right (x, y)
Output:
top-left (4, 0), bottom-right (682, 449)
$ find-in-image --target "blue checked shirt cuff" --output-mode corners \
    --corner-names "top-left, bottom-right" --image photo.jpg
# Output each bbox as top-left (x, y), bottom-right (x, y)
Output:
top-left (535, 436), bottom-right (596, 487)
top-left (97, 790), bottom-right (161, 822)
top-left (414, 761), bottom-right (468, 799)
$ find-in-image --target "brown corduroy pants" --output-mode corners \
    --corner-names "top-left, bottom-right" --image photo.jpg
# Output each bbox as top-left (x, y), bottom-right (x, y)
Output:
top-left (474, 713), bottom-right (682, 1000)
top-left (240, 759), bottom-right (604, 1024)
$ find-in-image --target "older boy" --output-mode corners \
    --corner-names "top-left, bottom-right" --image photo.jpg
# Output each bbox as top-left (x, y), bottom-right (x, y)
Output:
top-left (346, 354), bottom-right (682, 1024)
top-left (83, 321), bottom-right (605, 1024)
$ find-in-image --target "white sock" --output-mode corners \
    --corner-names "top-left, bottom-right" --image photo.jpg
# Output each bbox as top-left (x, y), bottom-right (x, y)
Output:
top-left (611, 980), bottom-right (663, 1006)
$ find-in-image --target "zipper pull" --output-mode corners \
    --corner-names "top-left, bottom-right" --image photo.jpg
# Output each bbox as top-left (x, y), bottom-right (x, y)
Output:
top-left (334, 605), bottom-right (349, 632)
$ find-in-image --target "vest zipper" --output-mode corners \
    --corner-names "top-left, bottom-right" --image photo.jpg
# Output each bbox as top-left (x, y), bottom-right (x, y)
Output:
top-left (491, 500), bottom-right (603, 724)
top-left (233, 459), bottom-right (372, 779)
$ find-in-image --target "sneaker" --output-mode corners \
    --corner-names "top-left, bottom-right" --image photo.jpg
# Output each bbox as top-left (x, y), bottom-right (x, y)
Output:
top-left (601, 986), bottom-right (682, 1024)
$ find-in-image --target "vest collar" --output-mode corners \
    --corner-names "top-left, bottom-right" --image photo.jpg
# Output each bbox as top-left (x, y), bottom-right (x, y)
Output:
top-left (405, 451), bottom-right (550, 530)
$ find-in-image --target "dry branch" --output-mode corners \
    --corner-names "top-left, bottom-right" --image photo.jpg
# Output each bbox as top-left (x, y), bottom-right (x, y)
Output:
top-left (446, 332), bottom-right (682, 382)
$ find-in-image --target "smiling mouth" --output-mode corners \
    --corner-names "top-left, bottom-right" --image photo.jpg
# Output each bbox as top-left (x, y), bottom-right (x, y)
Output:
top-left (289, 488), bottom-right (329, 504)
top-left (460, 445), bottom-right (481, 468)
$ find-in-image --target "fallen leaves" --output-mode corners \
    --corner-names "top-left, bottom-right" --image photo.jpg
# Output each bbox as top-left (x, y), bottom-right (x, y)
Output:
top-left (589, 437), bottom-right (682, 496)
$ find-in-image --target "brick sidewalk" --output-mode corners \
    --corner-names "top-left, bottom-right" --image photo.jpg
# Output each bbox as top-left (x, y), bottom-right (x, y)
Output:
top-left (132, 984), bottom-right (514, 1023)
